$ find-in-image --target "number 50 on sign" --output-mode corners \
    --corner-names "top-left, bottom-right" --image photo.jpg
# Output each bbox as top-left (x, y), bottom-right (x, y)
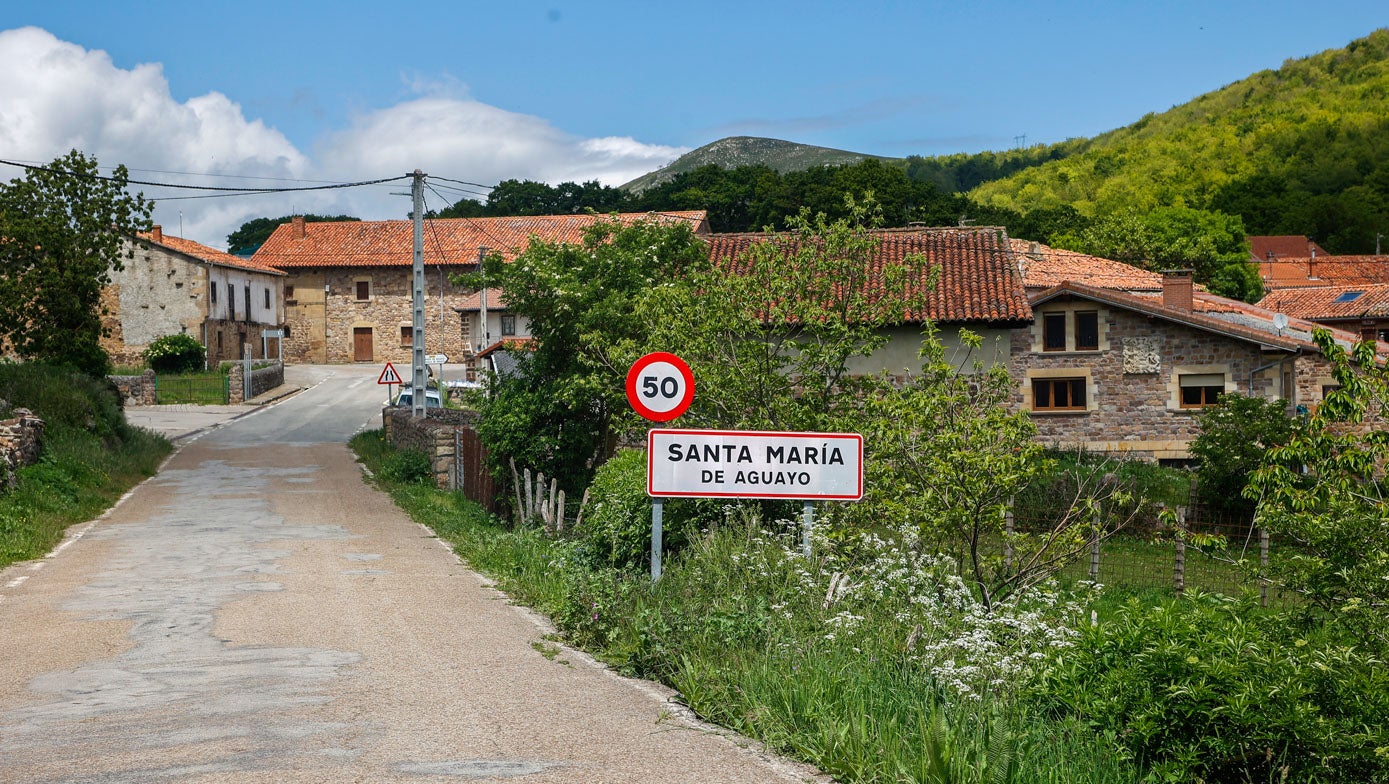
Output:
top-left (625, 352), bottom-right (695, 422)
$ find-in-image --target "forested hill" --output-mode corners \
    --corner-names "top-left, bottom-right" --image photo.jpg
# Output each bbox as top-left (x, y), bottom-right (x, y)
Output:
top-left (971, 29), bottom-right (1389, 254)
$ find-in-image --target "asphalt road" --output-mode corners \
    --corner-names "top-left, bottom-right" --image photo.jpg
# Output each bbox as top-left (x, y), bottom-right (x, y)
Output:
top-left (0, 366), bottom-right (821, 783)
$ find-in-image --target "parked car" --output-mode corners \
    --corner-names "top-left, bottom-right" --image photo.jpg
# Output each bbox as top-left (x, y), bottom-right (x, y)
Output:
top-left (387, 387), bottom-right (443, 409)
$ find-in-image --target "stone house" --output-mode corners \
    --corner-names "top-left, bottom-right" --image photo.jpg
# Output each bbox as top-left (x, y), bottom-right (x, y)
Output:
top-left (252, 212), bottom-right (708, 365)
top-left (102, 227), bottom-right (286, 367)
top-left (1014, 271), bottom-right (1358, 461)
top-left (1259, 284), bottom-right (1389, 344)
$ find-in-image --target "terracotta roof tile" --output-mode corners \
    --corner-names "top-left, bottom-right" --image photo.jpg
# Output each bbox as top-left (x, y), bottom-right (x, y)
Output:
top-left (1256, 255), bottom-right (1389, 290)
top-left (136, 230), bottom-right (286, 276)
top-left (251, 211), bottom-right (709, 269)
top-left (1007, 238), bottom-right (1165, 291)
top-left (455, 291), bottom-right (510, 311)
top-left (1248, 235), bottom-right (1330, 261)
top-left (704, 227), bottom-right (1031, 324)
top-left (1258, 284), bottom-right (1389, 320)
top-left (1037, 282), bottom-right (1370, 355)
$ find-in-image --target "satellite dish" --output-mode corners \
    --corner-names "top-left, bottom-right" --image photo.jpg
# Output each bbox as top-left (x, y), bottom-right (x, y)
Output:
top-left (1272, 313), bottom-right (1289, 331)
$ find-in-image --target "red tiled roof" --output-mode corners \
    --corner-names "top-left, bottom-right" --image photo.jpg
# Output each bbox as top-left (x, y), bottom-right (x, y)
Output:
top-left (1007, 238), bottom-right (1164, 291)
top-left (1035, 281), bottom-right (1369, 355)
top-left (1257, 256), bottom-right (1389, 290)
top-left (703, 227), bottom-right (1031, 324)
top-left (454, 290), bottom-right (510, 311)
top-left (252, 211), bottom-right (709, 269)
top-left (1258, 284), bottom-right (1389, 321)
top-left (476, 337), bottom-right (534, 358)
top-left (136, 229), bottom-right (286, 276)
top-left (1248, 235), bottom-right (1329, 261)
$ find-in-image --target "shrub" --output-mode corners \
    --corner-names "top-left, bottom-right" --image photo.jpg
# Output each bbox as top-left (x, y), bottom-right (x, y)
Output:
top-left (1191, 393), bottom-right (1295, 518)
top-left (1032, 594), bottom-right (1389, 782)
top-left (380, 449), bottom-right (431, 484)
top-left (142, 334), bottom-right (205, 374)
top-left (576, 449), bottom-right (653, 569)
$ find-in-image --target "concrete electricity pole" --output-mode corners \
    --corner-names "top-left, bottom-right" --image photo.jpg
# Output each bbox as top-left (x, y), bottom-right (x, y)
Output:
top-left (411, 169), bottom-right (426, 417)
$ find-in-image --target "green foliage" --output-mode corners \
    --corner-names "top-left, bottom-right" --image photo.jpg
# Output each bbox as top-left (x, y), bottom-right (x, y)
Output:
top-left (435, 179), bottom-right (629, 219)
top-left (225, 213), bottom-right (359, 255)
top-left (1033, 594), bottom-right (1389, 783)
top-left (1190, 394), bottom-right (1297, 519)
top-left (975, 30), bottom-right (1389, 255)
top-left (141, 334), bottom-right (206, 374)
top-left (0, 150), bottom-right (152, 374)
top-left (637, 197), bottom-right (932, 432)
top-left (1248, 329), bottom-right (1389, 654)
top-left (465, 217), bottom-right (709, 494)
top-left (574, 449), bottom-right (651, 568)
top-left (0, 363), bottom-right (170, 566)
top-left (379, 449), bottom-right (431, 484)
top-left (1051, 206), bottom-right (1261, 301)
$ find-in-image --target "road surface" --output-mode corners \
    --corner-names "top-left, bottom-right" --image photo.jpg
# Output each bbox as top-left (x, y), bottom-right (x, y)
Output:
top-left (0, 365), bottom-right (820, 783)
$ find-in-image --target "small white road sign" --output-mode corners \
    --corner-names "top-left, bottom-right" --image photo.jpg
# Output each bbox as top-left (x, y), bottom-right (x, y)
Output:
top-left (425, 354), bottom-right (448, 365)
top-left (647, 429), bottom-right (863, 500)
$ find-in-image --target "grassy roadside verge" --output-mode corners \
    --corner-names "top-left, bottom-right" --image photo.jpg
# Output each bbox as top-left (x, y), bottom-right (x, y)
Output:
top-left (0, 364), bottom-right (172, 567)
top-left (351, 430), bottom-right (1140, 783)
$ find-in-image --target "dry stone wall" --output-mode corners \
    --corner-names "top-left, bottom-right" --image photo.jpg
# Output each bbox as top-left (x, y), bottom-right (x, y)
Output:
top-left (382, 407), bottom-right (481, 489)
top-left (109, 370), bottom-right (157, 406)
top-left (0, 408), bottom-right (44, 491)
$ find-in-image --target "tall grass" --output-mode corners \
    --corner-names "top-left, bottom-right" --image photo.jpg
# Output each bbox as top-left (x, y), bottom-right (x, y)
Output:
top-left (0, 363), bottom-right (171, 566)
top-left (352, 430), bottom-right (1141, 783)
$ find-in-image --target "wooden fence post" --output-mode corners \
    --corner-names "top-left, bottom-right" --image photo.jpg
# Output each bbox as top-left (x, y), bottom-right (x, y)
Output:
top-left (1004, 498), bottom-right (1015, 572)
top-left (1174, 506), bottom-right (1187, 598)
top-left (1260, 526), bottom-right (1270, 608)
top-left (1089, 509), bottom-right (1100, 582)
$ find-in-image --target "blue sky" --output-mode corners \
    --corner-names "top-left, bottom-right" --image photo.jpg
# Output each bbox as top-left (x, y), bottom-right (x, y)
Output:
top-left (2, 1), bottom-right (1386, 245)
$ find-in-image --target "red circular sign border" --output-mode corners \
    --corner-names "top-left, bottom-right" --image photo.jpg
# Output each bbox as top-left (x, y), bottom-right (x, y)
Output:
top-left (625, 352), bottom-right (695, 422)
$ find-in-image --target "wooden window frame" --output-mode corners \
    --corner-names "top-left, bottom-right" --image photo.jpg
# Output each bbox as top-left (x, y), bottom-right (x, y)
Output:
top-left (1031, 377), bottom-right (1088, 412)
top-left (1178, 374), bottom-right (1225, 409)
top-left (355, 280), bottom-right (371, 302)
top-left (400, 325), bottom-right (412, 347)
top-left (1074, 310), bottom-right (1099, 351)
top-left (1042, 312), bottom-right (1067, 352)
top-left (500, 314), bottom-right (516, 336)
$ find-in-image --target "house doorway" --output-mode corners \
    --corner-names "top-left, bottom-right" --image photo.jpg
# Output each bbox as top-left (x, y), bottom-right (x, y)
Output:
top-left (353, 327), bottom-right (373, 362)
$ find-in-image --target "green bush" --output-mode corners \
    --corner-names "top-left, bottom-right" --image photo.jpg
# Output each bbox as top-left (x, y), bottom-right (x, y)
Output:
top-left (142, 334), bottom-right (205, 374)
top-left (1191, 393), bottom-right (1295, 519)
top-left (379, 449), bottom-right (431, 484)
top-left (576, 449), bottom-right (652, 568)
top-left (1032, 594), bottom-right (1389, 782)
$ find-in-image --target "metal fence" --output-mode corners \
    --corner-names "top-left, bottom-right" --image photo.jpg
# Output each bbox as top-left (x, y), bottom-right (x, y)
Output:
top-left (154, 373), bottom-right (229, 405)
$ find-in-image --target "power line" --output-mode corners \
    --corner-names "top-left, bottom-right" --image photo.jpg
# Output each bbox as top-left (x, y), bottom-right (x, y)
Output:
top-left (0, 158), bottom-right (409, 194)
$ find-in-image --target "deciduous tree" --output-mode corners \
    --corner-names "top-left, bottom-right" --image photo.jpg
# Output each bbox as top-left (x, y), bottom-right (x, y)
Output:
top-left (0, 151), bottom-right (151, 374)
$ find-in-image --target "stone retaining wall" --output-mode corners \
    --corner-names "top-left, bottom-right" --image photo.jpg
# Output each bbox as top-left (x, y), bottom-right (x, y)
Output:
top-left (382, 407), bottom-right (482, 489)
top-left (224, 361), bottom-right (285, 404)
top-left (0, 408), bottom-right (45, 490)
top-left (108, 370), bottom-right (157, 407)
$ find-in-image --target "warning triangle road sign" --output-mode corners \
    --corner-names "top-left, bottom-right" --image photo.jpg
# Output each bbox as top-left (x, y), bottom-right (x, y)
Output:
top-left (377, 362), bottom-right (402, 385)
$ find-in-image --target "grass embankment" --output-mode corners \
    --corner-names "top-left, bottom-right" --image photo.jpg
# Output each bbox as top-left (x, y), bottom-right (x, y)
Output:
top-left (351, 431), bottom-right (1139, 783)
top-left (0, 363), bottom-right (171, 566)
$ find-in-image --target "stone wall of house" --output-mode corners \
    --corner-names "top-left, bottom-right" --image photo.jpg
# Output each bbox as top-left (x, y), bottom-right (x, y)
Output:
top-left (101, 240), bottom-right (209, 367)
top-left (282, 266), bottom-right (476, 365)
top-left (0, 407), bottom-right (44, 490)
top-left (1010, 306), bottom-right (1307, 460)
top-left (205, 318), bottom-right (279, 365)
top-left (109, 370), bottom-right (157, 407)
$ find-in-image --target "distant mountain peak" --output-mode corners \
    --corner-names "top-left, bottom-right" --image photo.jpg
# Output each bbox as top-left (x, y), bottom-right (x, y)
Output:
top-left (622, 136), bottom-right (888, 192)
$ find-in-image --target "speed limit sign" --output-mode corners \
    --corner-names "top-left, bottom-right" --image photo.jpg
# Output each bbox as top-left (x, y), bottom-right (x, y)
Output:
top-left (625, 352), bottom-right (695, 422)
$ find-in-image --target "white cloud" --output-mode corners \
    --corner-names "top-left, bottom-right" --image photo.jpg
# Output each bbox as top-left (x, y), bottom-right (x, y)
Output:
top-left (0, 27), bottom-right (687, 249)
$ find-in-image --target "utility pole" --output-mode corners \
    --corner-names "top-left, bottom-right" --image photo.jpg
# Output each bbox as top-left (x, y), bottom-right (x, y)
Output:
top-left (476, 246), bottom-right (490, 354)
top-left (1377, 233), bottom-right (1383, 255)
top-left (411, 170), bottom-right (426, 418)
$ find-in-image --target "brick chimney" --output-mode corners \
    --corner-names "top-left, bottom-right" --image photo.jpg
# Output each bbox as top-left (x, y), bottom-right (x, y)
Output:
top-left (1162, 270), bottom-right (1194, 311)
top-left (291, 215), bottom-right (306, 239)
top-left (150, 225), bottom-right (163, 243)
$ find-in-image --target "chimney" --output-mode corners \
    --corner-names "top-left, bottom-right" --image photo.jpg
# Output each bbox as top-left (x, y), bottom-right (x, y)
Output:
top-left (150, 225), bottom-right (162, 243)
top-left (1028, 241), bottom-right (1043, 261)
top-left (291, 215), bottom-right (306, 239)
top-left (1162, 270), bottom-right (1194, 311)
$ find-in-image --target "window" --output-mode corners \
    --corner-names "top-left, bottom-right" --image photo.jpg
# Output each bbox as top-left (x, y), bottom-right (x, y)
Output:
top-left (1032, 377), bottom-right (1087, 411)
top-left (211, 281), bottom-right (218, 304)
top-left (285, 285), bottom-right (295, 300)
top-left (1075, 311), bottom-right (1099, 351)
top-left (229, 286), bottom-right (236, 321)
top-left (1179, 373), bottom-right (1224, 408)
top-left (400, 325), bottom-right (412, 347)
top-left (264, 288), bottom-right (271, 309)
top-left (500, 314), bottom-right (516, 336)
top-left (244, 286), bottom-right (251, 322)
top-left (283, 325), bottom-right (291, 339)
top-left (1334, 290), bottom-right (1364, 303)
top-left (355, 281), bottom-right (370, 301)
top-left (1042, 313), bottom-right (1066, 351)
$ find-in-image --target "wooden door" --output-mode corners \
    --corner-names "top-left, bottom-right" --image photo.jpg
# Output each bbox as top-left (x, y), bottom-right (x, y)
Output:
top-left (353, 327), bottom-right (373, 362)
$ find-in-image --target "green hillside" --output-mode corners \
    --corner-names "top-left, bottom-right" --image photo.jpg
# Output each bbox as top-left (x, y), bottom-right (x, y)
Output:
top-left (971, 29), bottom-right (1389, 253)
